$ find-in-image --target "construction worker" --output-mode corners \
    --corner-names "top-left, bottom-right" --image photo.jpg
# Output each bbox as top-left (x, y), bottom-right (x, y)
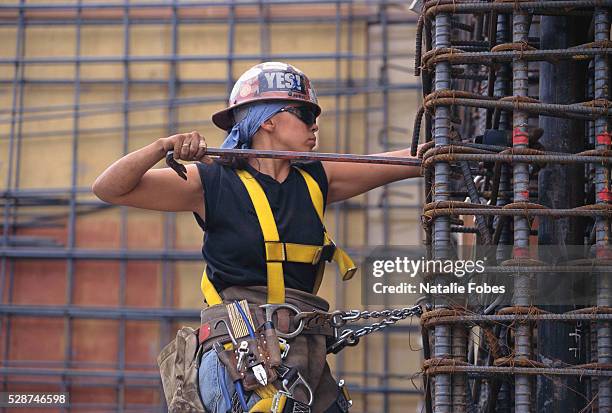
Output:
top-left (92, 62), bottom-right (422, 413)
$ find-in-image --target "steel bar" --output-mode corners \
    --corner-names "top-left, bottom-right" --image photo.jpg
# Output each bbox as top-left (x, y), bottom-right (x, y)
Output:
top-left (421, 48), bottom-right (612, 68)
top-left (0, 0), bottom-right (26, 402)
top-left (432, 8), bottom-right (455, 413)
top-left (510, 10), bottom-right (533, 413)
top-left (594, 7), bottom-right (612, 411)
top-left (423, 152), bottom-right (612, 165)
top-left (423, 0), bottom-right (612, 18)
top-left (0, 52), bottom-right (415, 65)
top-left (423, 207), bottom-right (612, 218)
top-left (0, 0), bottom-right (405, 9)
top-left (0, 305), bottom-right (199, 320)
top-left (422, 97), bottom-right (612, 119)
top-left (424, 365), bottom-right (612, 378)
top-left (423, 313), bottom-right (612, 324)
top-left (0, 87), bottom-right (418, 125)
top-left (198, 148), bottom-right (423, 166)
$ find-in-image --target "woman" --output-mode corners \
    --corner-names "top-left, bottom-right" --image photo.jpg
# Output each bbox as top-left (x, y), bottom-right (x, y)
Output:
top-left (92, 62), bottom-right (422, 413)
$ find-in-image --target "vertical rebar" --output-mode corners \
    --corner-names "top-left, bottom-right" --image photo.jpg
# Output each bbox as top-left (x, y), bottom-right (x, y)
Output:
top-left (0, 0), bottom-right (25, 404)
top-left (160, 0), bottom-right (180, 372)
top-left (62, 2), bottom-right (83, 412)
top-left (259, 0), bottom-right (270, 62)
top-left (587, 57), bottom-right (599, 413)
top-left (493, 31), bottom-right (513, 411)
top-left (331, 0), bottom-right (345, 398)
top-left (432, 10), bottom-right (453, 413)
top-left (118, 1), bottom-right (130, 411)
top-left (511, 11), bottom-right (533, 413)
top-left (594, 8), bottom-right (611, 411)
top-left (379, 5), bottom-right (393, 412)
top-left (361, 15), bottom-right (371, 408)
top-left (226, 0), bottom-right (236, 96)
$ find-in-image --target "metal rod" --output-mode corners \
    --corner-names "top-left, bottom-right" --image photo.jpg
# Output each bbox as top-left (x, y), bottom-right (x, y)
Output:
top-left (432, 9), bottom-right (454, 413)
top-left (199, 148), bottom-right (422, 166)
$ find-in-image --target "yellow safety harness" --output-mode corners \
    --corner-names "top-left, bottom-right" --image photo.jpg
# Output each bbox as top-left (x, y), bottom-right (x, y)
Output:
top-left (199, 166), bottom-right (356, 411)
top-left (200, 166), bottom-right (356, 307)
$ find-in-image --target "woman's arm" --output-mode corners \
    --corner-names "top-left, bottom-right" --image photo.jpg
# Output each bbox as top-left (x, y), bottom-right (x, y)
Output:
top-left (322, 147), bottom-right (423, 204)
top-left (92, 131), bottom-right (208, 216)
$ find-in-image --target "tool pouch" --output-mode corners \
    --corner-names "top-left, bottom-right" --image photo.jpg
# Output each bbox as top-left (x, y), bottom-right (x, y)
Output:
top-left (157, 326), bottom-right (207, 413)
top-left (215, 323), bottom-right (282, 392)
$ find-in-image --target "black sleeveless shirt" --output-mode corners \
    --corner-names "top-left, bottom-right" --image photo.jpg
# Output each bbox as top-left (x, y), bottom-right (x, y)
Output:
top-left (193, 160), bottom-right (328, 293)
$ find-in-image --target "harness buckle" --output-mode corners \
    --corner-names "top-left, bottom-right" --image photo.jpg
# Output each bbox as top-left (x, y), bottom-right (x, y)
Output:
top-left (276, 365), bottom-right (314, 407)
top-left (271, 391), bottom-right (311, 413)
top-left (312, 243), bottom-right (336, 265)
top-left (336, 379), bottom-right (353, 412)
top-left (265, 241), bottom-right (287, 262)
top-left (342, 266), bottom-right (358, 281)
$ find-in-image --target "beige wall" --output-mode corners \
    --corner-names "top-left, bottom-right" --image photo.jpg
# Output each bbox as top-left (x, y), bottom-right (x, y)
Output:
top-left (0, 2), bottom-right (423, 411)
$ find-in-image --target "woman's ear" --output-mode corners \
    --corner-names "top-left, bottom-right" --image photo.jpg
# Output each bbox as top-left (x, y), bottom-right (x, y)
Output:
top-left (259, 117), bottom-right (276, 133)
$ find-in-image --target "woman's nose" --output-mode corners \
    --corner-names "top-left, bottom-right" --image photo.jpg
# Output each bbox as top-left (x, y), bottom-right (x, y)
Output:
top-left (310, 122), bottom-right (319, 132)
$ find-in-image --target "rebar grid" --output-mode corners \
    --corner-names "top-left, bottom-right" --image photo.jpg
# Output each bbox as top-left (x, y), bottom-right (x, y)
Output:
top-left (0, 1), bottom-right (423, 412)
top-left (417, 1), bottom-right (612, 412)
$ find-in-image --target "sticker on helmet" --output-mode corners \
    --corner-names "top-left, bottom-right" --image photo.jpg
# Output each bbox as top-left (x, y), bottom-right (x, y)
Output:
top-left (239, 84), bottom-right (252, 97)
top-left (258, 71), bottom-right (306, 95)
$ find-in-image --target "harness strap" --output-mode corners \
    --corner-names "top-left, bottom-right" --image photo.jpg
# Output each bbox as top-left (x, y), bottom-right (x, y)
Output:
top-left (200, 167), bottom-right (357, 306)
top-left (295, 168), bottom-right (357, 291)
top-left (236, 169), bottom-right (286, 304)
top-left (201, 263), bottom-right (223, 306)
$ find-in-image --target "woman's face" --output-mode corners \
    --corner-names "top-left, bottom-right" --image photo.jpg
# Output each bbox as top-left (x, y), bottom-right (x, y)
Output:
top-left (269, 103), bottom-right (319, 152)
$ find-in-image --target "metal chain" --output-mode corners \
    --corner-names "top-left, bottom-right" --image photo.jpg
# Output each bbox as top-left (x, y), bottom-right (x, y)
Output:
top-left (326, 305), bottom-right (423, 354)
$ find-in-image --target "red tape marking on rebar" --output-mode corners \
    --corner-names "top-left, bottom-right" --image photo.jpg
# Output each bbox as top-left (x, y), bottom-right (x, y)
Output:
top-left (513, 247), bottom-right (529, 258)
top-left (518, 191), bottom-right (530, 200)
top-left (596, 132), bottom-right (611, 146)
top-left (597, 189), bottom-right (612, 203)
top-left (596, 247), bottom-right (612, 260)
top-left (513, 128), bottom-right (529, 146)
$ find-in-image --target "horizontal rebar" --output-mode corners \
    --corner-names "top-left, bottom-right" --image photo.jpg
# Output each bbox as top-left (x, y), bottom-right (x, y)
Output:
top-left (0, 304), bottom-right (200, 320)
top-left (423, 364), bottom-right (612, 377)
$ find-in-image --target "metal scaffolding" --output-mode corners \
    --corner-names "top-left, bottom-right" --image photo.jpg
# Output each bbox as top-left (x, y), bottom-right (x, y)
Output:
top-left (0, 1), bottom-right (423, 412)
top-left (416, 0), bottom-right (612, 412)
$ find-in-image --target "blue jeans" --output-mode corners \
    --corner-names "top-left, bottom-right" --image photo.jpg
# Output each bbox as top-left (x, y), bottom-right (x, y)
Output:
top-left (198, 349), bottom-right (261, 413)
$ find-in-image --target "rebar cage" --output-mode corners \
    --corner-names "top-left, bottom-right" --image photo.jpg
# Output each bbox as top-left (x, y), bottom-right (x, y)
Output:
top-left (416, 1), bottom-right (612, 412)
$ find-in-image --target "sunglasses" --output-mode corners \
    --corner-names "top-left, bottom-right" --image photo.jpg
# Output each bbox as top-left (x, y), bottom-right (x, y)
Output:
top-left (278, 106), bottom-right (318, 126)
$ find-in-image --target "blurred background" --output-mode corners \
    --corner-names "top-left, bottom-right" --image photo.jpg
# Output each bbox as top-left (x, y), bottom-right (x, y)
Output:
top-left (0, 0), bottom-right (425, 412)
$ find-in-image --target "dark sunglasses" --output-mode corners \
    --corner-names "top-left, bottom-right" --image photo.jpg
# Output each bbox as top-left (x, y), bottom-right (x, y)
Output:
top-left (278, 106), bottom-right (318, 126)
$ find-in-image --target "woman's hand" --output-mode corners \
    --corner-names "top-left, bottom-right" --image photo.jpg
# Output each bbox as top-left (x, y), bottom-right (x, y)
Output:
top-left (160, 130), bottom-right (212, 164)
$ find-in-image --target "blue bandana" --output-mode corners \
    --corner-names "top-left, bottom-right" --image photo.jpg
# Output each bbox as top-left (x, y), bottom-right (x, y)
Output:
top-left (220, 102), bottom-right (287, 149)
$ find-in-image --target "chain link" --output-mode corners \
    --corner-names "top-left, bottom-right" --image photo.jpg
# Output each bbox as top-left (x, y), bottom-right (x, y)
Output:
top-left (326, 305), bottom-right (423, 354)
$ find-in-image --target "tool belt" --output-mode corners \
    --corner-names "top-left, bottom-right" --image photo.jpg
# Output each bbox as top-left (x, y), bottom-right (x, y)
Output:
top-left (200, 285), bottom-right (351, 412)
top-left (199, 285), bottom-right (335, 353)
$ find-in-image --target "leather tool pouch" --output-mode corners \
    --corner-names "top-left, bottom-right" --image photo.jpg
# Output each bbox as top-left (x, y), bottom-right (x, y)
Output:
top-left (157, 326), bottom-right (207, 413)
top-left (214, 320), bottom-right (282, 391)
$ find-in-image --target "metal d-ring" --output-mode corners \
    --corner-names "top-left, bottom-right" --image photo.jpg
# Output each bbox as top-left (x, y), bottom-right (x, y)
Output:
top-left (260, 303), bottom-right (305, 339)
